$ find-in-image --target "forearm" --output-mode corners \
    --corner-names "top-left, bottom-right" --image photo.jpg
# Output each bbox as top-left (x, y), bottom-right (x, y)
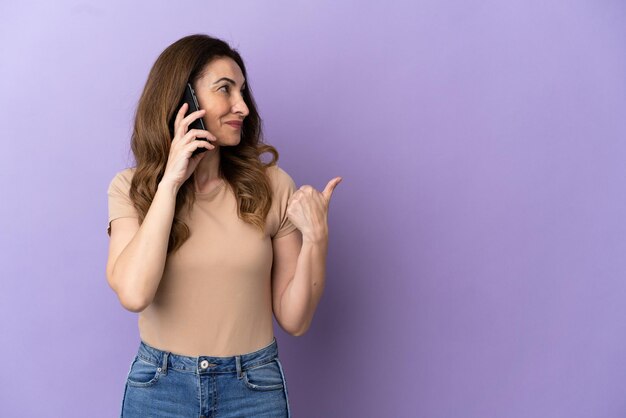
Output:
top-left (280, 234), bottom-right (328, 335)
top-left (112, 181), bottom-right (179, 312)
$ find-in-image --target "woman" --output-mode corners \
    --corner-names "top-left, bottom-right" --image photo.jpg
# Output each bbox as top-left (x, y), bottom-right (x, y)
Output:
top-left (106, 34), bottom-right (341, 417)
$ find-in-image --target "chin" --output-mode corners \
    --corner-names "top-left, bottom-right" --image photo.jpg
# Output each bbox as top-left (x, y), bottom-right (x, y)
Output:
top-left (224, 136), bottom-right (242, 146)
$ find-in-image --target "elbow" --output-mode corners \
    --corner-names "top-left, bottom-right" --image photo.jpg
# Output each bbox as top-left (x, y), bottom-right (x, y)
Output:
top-left (276, 312), bottom-right (308, 336)
top-left (118, 286), bottom-right (152, 313)
top-left (120, 295), bottom-right (148, 313)
top-left (278, 318), bottom-right (308, 337)
top-left (276, 311), bottom-right (313, 337)
top-left (290, 322), bottom-right (311, 337)
top-left (107, 272), bottom-right (149, 313)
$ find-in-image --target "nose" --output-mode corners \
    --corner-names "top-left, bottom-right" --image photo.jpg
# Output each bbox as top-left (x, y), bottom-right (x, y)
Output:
top-left (232, 96), bottom-right (249, 118)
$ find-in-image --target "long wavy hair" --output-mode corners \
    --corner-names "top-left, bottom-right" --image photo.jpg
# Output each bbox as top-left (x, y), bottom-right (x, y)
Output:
top-left (127, 34), bottom-right (280, 254)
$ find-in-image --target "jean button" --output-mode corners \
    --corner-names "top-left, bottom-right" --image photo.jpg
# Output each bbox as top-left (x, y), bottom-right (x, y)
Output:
top-left (200, 360), bottom-right (209, 369)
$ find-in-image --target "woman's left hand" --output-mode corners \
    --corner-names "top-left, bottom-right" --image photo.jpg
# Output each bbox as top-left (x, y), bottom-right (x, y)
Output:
top-left (286, 176), bottom-right (343, 243)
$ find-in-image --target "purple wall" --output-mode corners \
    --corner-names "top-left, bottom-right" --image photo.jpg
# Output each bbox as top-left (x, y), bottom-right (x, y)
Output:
top-left (2, 0), bottom-right (625, 416)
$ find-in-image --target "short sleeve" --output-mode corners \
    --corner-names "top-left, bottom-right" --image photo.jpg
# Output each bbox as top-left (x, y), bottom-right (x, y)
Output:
top-left (106, 169), bottom-right (139, 236)
top-left (271, 166), bottom-right (299, 239)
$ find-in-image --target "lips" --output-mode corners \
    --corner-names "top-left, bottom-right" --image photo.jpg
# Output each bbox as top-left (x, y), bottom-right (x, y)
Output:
top-left (225, 121), bottom-right (242, 128)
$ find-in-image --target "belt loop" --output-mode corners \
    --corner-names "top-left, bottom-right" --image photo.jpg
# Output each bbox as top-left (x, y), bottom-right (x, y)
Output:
top-left (161, 352), bottom-right (169, 375)
top-left (235, 355), bottom-right (242, 379)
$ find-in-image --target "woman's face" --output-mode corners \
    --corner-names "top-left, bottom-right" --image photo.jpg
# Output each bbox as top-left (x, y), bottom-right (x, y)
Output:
top-left (192, 57), bottom-right (249, 147)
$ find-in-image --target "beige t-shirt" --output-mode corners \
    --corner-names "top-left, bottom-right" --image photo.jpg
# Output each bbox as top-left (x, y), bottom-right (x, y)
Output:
top-left (106, 164), bottom-right (298, 357)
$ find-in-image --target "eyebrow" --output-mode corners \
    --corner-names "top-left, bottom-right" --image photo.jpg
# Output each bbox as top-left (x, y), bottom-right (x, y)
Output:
top-left (212, 77), bottom-right (246, 88)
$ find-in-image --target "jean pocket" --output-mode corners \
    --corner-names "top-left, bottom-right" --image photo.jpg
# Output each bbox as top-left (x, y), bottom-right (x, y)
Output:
top-left (242, 359), bottom-right (284, 391)
top-left (126, 356), bottom-right (163, 388)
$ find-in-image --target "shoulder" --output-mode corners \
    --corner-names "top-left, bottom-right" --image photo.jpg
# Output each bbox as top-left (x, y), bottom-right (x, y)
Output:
top-left (265, 164), bottom-right (296, 191)
top-left (107, 167), bottom-right (136, 193)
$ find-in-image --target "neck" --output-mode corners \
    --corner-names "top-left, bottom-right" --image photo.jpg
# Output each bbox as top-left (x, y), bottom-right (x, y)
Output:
top-left (194, 146), bottom-right (221, 187)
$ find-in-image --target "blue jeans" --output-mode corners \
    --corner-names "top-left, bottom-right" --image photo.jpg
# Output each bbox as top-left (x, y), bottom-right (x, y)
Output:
top-left (120, 337), bottom-right (291, 417)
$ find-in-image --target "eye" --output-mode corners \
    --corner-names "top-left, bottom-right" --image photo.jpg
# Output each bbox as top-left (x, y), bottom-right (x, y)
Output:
top-left (219, 85), bottom-right (246, 96)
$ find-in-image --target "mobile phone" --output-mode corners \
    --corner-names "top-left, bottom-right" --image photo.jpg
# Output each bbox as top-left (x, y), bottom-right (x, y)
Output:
top-left (169, 82), bottom-right (208, 157)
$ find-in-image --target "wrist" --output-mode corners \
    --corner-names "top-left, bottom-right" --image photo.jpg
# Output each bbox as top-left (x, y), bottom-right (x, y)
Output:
top-left (302, 227), bottom-right (328, 245)
top-left (158, 179), bottom-right (180, 196)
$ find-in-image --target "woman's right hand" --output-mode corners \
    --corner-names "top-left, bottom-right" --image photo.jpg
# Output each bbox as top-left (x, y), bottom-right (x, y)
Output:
top-left (161, 102), bottom-right (217, 189)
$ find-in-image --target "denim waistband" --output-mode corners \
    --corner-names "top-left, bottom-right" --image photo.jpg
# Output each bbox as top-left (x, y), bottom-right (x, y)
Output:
top-left (135, 337), bottom-right (280, 376)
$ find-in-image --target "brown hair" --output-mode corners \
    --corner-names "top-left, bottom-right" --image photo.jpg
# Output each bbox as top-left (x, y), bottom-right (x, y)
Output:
top-left (126, 34), bottom-right (280, 254)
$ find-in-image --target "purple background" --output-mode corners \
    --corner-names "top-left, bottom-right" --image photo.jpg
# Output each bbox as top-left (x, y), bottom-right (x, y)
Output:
top-left (1, 0), bottom-right (625, 416)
